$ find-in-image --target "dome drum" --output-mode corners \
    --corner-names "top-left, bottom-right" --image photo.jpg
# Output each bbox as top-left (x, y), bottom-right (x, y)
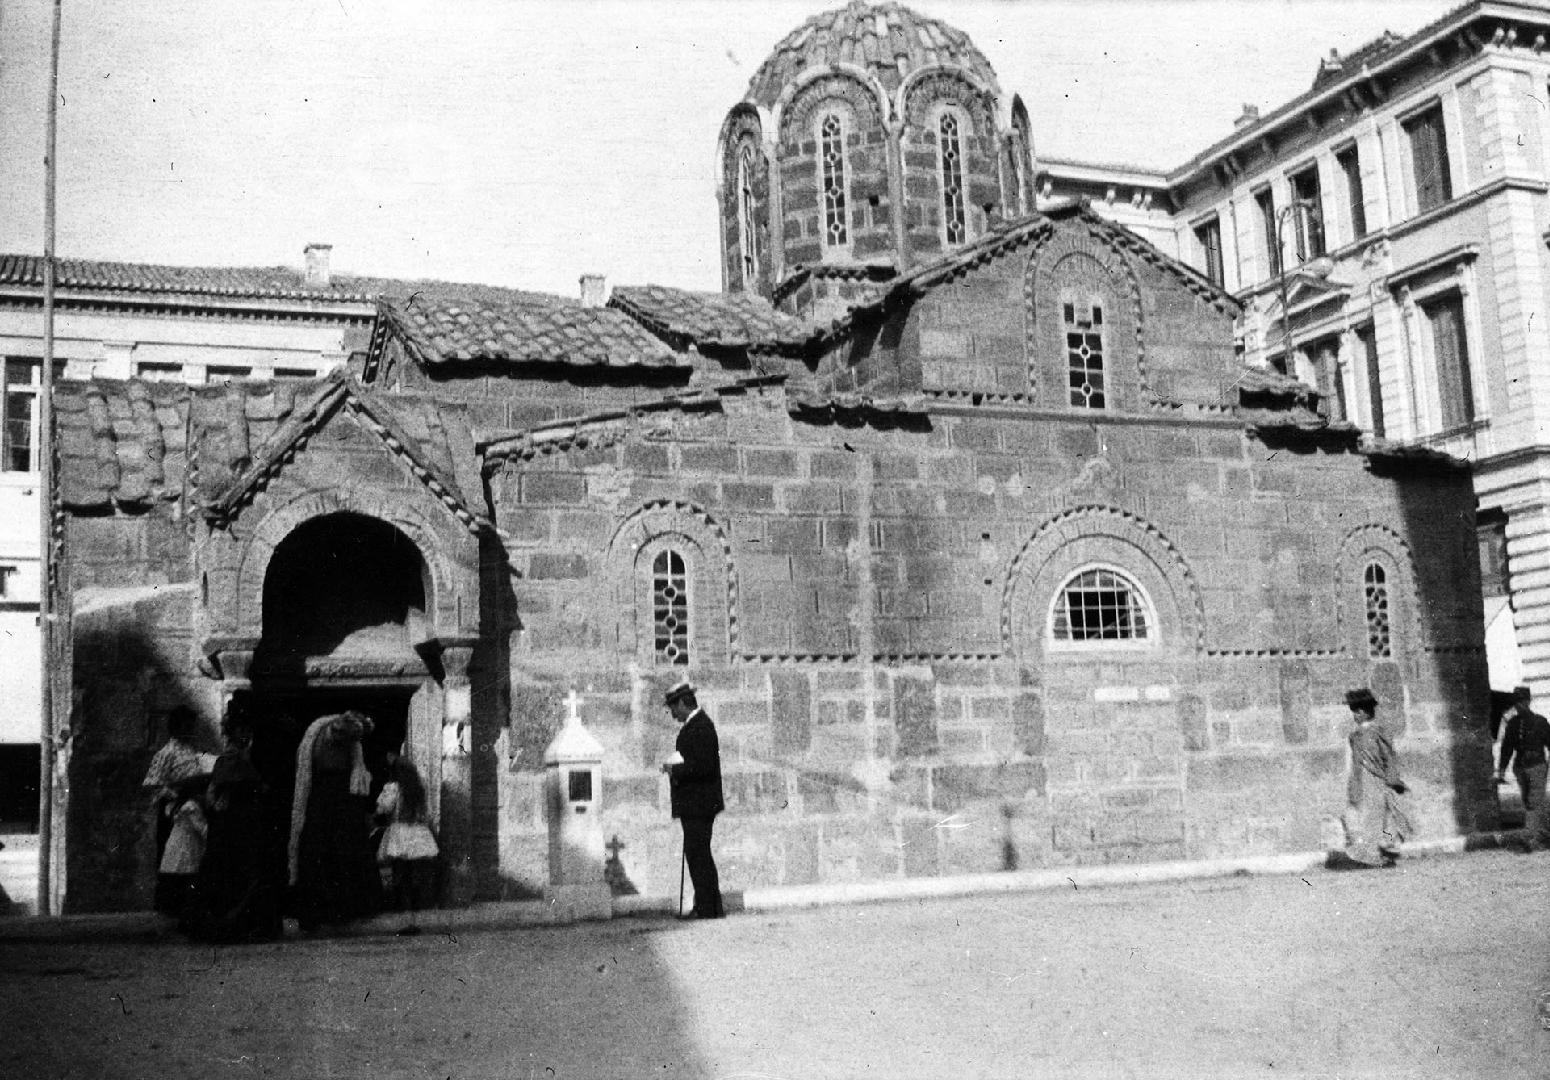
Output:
top-left (720, 1), bottom-right (1033, 300)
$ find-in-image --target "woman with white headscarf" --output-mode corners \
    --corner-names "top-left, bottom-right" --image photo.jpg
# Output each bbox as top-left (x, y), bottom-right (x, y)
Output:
top-left (288, 711), bottom-right (381, 930)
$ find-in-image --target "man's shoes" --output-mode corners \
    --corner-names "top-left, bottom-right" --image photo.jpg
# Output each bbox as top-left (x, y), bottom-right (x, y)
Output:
top-left (676, 910), bottom-right (726, 921)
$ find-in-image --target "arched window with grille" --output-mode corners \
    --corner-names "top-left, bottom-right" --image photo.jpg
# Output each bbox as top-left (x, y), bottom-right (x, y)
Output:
top-left (737, 144), bottom-right (759, 288)
top-left (1049, 566), bottom-right (1155, 646)
top-left (1363, 562), bottom-right (1391, 658)
top-left (818, 112), bottom-right (850, 251)
top-left (938, 112), bottom-right (967, 246)
top-left (652, 548), bottom-right (691, 666)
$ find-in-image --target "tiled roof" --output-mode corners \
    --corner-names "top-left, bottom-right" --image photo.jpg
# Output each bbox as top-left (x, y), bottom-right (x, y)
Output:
top-left (745, 0), bottom-right (1000, 109)
top-left (54, 373), bottom-right (482, 519)
top-left (380, 295), bottom-right (687, 370)
top-left (608, 285), bottom-right (826, 352)
top-left (0, 253), bottom-right (572, 308)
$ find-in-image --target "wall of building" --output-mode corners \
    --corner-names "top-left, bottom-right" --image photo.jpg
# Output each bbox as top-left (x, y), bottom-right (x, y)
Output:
top-left (484, 383), bottom-right (1491, 901)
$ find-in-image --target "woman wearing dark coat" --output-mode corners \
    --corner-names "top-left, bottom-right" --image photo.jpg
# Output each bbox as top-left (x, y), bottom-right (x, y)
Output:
top-left (181, 711), bottom-right (284, 942)
top-left (288, 711), bottom-right (382, 930)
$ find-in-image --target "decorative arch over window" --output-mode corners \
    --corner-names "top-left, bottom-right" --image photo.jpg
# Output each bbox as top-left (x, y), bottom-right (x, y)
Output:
top-left (937, 111), bottom-right (967, 246)
top-left (1026, 230), bottom-right (1145, 409)
top-left (818, 111), bottom-right (851, 251)
top-left (606, 501), bottom-right (735, 666)
top-left (718, 104), bottom-right (766, 295)
top-left (1049, 565), bottom-right (1156, 648)
top-left (1335, 523), bottom-right (1418, 661)
top-left (1003, 505), bottom-right (1203, 660)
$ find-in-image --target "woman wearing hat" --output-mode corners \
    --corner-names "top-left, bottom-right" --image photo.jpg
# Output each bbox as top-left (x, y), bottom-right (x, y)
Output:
top-left (1339, 688), bottom-right (1411, 868)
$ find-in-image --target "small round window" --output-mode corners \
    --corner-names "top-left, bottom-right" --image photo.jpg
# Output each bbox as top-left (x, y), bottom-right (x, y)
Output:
top-left (1050, 566), bottom-right (1155, 646)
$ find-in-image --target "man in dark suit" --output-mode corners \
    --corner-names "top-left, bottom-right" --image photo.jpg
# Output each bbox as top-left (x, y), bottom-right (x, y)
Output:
top-left (1498, 684), bottom-right (1550, 851)
top-left (662, 682), bottom-right (724, 919)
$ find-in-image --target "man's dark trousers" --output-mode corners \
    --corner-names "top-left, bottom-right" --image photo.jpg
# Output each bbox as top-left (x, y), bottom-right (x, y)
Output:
top-left (681, 815), bottom-right (721, 917)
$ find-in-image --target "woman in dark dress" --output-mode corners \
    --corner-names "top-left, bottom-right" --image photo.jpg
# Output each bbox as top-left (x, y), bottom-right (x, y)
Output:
top-left (288, 711), bottom-right (382, 930)
top-left (181, 710), bottom-right (284, 943)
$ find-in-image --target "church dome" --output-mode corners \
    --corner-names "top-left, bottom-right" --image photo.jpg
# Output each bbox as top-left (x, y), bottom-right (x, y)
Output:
top-left (744, 0), bottom-right (1001, 109)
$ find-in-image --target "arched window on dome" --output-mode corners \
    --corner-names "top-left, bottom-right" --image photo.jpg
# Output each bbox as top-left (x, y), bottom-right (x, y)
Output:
top-left (1049, 566), bottom-right (1155, 648)
top-left (818, 112), bottom-right (850, 251)
top-left (651, 548), bottom-right (691, 666)
top-left (737, 144), bottom-right (760, 289)
top-left (938, 112), bottom-right (967, 246)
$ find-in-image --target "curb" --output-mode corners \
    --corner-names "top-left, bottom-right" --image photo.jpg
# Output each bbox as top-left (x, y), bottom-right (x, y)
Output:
top-left (0, 832), bottom-right (1501, 944)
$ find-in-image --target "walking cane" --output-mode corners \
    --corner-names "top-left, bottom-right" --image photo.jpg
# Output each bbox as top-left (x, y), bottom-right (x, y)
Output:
top-left (678, 839), bottom-right (686, 917)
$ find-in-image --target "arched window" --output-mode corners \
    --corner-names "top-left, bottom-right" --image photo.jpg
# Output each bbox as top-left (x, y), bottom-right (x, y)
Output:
top-left (652, 548), bottom-right (690, 666)
top-left (819, 112), bottom-right (850, 250)
top-left (1064, 296), bottom-right (1106, 409)
top-left (1364, 562), bottom-right (1391, 658)
top-left (938, 112), bottom-right (967, 246)
top-left (737, 144), bottom-right (759, 288)
top-left (1050, 566), bottom-right (1154, 645)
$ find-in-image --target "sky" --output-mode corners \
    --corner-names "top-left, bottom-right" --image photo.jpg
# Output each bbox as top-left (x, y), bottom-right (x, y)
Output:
top-left (0, 0), bottom-right (1460, 299)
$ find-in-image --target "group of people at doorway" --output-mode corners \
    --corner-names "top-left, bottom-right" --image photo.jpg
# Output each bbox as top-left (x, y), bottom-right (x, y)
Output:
top-left (143, 706), bottom-right (439, 942)
top-left (142, 679), bottom-right (732, 935)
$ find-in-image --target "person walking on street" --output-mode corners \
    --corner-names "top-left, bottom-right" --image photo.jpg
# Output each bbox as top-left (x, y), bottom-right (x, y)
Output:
top-left (1336, 688), bottom-right (1412, 869)
top-left (662, 682), bottom-right (724, 919)
top-left (1497, 684), bottom-right (1550, 852)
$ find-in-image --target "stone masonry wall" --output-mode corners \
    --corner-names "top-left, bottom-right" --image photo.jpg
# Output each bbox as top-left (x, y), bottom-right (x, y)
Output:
top-left (487, 385), bottom-right (1493, 902)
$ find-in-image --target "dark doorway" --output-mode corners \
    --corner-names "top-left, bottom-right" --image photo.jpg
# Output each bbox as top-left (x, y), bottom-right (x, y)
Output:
top-left (259, 512), bottom-right (429, 668)
top-left (230, 686), bottom-right (414, 805)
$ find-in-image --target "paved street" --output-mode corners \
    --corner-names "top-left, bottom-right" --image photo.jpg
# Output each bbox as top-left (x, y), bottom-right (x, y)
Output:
top-left (1, 849), bottom-right (1546, 1079)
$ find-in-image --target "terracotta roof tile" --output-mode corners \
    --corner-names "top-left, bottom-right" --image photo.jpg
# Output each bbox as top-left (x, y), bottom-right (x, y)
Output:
top-left (745, 1), bottom-right (999, 108)
top-left (0, 253), bottom-right (572, 308)
top-left (383, 295), bottom-right (687, 370)
top-left (608, 285), bottom-right (826, 352)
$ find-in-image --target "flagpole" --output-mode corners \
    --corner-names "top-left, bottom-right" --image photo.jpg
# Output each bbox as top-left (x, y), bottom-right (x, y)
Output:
top-left (37, 0), bottom-right (63, 918)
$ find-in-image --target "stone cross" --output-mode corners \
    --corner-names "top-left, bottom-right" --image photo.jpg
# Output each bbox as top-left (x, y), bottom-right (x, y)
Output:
top-left (565, 689), bottom-right (582, 725)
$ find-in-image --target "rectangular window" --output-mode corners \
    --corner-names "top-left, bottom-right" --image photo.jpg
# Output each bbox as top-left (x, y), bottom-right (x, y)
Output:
top-left (1288, 165), bottom-right (1325, 261)
top-left (2, 359), bottom-right (39, 473)
top-left (207, 366), bottom-right (254, 382)
top-left (1404, 105), bottom-right (1453, 213)
top-left (1193, 216), bottom-right (1224, 287)
top-left (1356, 323), bottom-right (1385, 438)
top-left (1478, 510), bottom-right (1510, 599)
top-left (1064, 300), bottom-right (1106, 409)
top-left (1424, 292), bottom-right (1473, 430)
top-left (0, 565), bottom-right (14, 599)
top-left (1310, 337), bottom-right (1346, 422)
top-left (274, 367), bottom-right (317, 379)
top-left (1336, 144), bottom-right (1367, 240)
top-left (136, 362), bottom-right (183, 382)
top-left (1254, 187), bottom-right (1280, 278)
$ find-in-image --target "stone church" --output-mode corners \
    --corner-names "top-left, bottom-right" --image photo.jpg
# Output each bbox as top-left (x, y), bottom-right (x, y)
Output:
top-left (52, 1), bottom-right (1493, 912)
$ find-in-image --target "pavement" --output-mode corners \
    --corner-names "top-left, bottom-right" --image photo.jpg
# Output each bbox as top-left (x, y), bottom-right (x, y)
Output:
top-left (1, 837), bottom-right (1546, 1079)
top-left (0, 829), bottom-right (1501, 943)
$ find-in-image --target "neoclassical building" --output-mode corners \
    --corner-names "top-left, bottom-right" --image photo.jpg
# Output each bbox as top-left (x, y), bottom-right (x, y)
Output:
top-left (1041, 0), bottom-right (1550, 700)
top-left (35, 2), bottom-right (1495, 913)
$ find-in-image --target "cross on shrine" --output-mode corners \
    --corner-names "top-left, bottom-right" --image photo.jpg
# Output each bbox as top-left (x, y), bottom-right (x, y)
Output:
top-left (605, 834), bottom-right (627, 860)
top-left (565, 688), bottom-right (582, 724)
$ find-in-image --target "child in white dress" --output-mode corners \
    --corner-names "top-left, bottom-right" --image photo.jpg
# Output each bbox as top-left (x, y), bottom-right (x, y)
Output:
top-left (375, 750), bottom-right (439, 921)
